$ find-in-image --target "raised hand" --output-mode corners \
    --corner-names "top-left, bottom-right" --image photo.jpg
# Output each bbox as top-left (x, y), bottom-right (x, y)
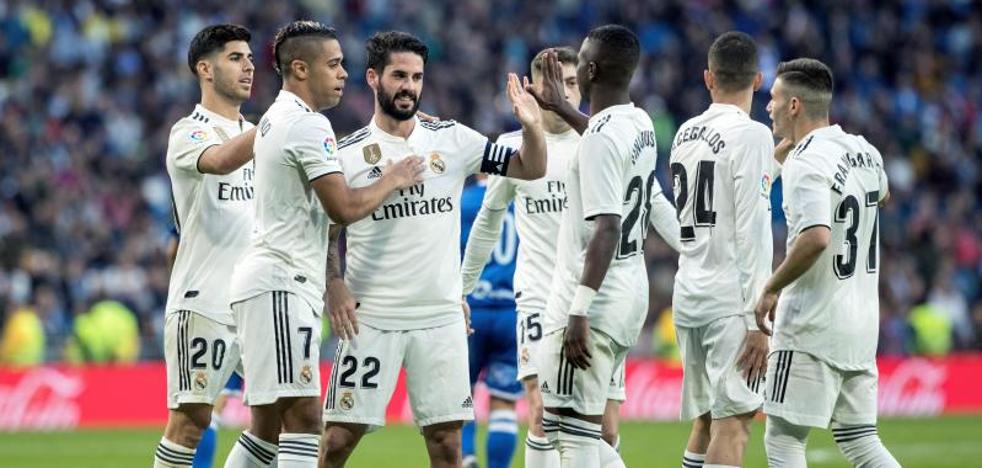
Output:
top-left (524, 49), bottom-right (566, 112)
top-left (507, 73), bottom-right (542, 128)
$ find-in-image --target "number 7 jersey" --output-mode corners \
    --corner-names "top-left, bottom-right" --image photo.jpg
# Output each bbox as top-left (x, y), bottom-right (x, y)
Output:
top-left (544, 104), bottom-right (658, 348)
top-left (775, 124), bottom-right (889, 371)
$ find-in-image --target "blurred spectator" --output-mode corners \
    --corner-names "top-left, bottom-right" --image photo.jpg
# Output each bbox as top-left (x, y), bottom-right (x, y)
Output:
top-left (909, 302), bottom-right (954, 356)
top-left (0, 304), bottom-right (44, 367)
top-left (0, 1), bottom-right (980, 361)
top-left (64, 299), bottom-right (140, 364)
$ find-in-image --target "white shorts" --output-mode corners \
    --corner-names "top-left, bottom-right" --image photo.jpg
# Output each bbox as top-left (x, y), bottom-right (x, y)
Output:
top-left (676, 315), bottom-right (764, 420)
top-left (763, 350), bottom-right (878, 428)
top-left (517, 310), bottom-right (625, 401)
top-left (538, 327), bottom-right (628, 415)
top-left (164, 310), bottom-right (241, 409)
top-left (323, 318), bottom-right (474, 429)
top-left (232, 291), bottom-right (322, 406)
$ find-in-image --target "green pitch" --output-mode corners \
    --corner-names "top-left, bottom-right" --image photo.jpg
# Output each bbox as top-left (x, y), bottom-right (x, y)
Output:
top-left (1, 416), bottom-right (979, 467)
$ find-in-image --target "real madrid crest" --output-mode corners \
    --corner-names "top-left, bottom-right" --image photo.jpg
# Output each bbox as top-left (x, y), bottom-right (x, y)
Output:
top-left (340, 391), bottom-right (355, 411)
top-left (429, 153), bottom-right (446, 174)
top-left (194, 371), bottom-right (208, 391)
top-left (363, 143), bottom-right (382, 165)
top-left (300, 364), bottom-right (313, 384)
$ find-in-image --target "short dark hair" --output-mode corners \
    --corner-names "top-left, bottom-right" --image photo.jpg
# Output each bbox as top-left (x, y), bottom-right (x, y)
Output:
top-left (365, 31), bottom-right (429, 73)
top-left (187, 24), bottom-right (251, 75)
top-left (586, 25), bottom-right (641, 87)
top-left (531, 47), bottom-right (578, 77)
top-left (776, 58), bottom-right (834, 118)
top-left (708, 31), bottom-right (759, 93)
top-left (273, 20), bottom-right (339, 77)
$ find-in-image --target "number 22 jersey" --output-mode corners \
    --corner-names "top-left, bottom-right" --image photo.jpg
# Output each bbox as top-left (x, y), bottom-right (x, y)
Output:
top-left (775, 124), bottom-right (888, 371)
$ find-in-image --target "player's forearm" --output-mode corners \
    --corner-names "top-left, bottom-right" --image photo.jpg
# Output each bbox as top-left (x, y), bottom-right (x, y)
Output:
top-left (764, 226), bottom-right (830, 294)
top-left (579, 215), bottom-right (621, 291)
top-left (461, 207), bottom-right (507, 294)
top-left (555, 101), bottom-right (590, 135)
top-left (649, 193), bottom-right (681, 253)
top-left (507, 123), bottom-right (547, 180)
top-left (326, 225), bottom-right (344, 282)
top-left (333, 176), bottom-right (400, 224)
top-left (197, 127), bottom-right (257, 175)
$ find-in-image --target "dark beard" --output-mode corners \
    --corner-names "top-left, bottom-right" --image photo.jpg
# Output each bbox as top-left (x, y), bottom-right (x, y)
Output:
top-left (378, 84), bottom-right (419, 121)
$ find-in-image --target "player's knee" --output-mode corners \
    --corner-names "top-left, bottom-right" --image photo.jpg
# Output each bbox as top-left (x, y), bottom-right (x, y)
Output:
top-left (322, 424), bottom-right (363, 458)
top-left (712, 415), bottom-right (751, 445)
top-left (281, 397), bottom-right (322, 433)
top-left (600, 424), bottom-right (618, 447)
top-left (166, 405), bottom-right (212, 446)
top-left (693, 413), bottom-right (712, 437)
top-left (424, 422), bottom-right (463, 462)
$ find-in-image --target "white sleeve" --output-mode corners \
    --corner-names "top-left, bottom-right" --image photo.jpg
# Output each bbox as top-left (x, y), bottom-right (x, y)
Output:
top-left (731, 127), bottom-right (775, 329)
top-left (286, 114), bottom-right (344, 182)
top-left (454, 122), bottom-right (517, 176)
top-left (648, 177), bottom-right (682, 252)
top-left (786, 155), bottom-right (832, 235)
top-left (461, 176), bottom-right (516, 294)
top-left (167, 120), bottom-right (219, 175)
top-left (579, 133), bottom-right (624, 220)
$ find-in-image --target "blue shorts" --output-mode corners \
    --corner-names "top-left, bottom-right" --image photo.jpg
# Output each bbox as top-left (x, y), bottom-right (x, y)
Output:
top-left (220, 370), bottom-right (244, 395)
top-left (468, 308), bottom-right (522, 400)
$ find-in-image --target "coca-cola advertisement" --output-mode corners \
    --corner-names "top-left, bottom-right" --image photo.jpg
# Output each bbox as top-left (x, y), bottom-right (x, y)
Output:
top-left (2, 355), bottom-right (981, 430)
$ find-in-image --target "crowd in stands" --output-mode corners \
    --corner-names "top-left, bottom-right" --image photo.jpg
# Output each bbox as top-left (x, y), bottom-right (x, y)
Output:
top-left (1, 0), bottom-right (979, 364)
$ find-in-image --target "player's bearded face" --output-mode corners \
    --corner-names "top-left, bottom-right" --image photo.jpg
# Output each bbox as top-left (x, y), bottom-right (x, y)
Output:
top-left (375, 53), bottom-right (425, 121)
top-left (212, 41), bottom-right (254, 103)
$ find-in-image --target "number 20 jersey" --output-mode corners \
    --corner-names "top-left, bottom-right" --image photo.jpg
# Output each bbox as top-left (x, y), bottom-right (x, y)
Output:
top-left (544, 104), bottom-right (657, 348)
top-left (775, 125), bottom-right (888, 371)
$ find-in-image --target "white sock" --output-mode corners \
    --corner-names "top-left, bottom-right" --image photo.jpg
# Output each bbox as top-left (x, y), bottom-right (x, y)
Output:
top-left (764, 416), bottom-right (809, 468)
top-left (682, 450), bottom-right (705, 468)
top-left (831, 424), bottom-right (900, 468)
top-left (525, 432), bottom-right (560, 468)
top-left (556, 416), bottom-right (602, 468)
top-left (154, 437), bottom-right (195, 467)
top-left (277, 433), bottom-right (319, 467)
top-left (598, 437), bottom-right (626, 468)
top-left (224, 431), bottom-right (278, 468)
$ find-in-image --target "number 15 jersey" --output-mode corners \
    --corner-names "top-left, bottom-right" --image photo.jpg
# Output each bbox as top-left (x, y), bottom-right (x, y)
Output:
top-left (544, 104), bottom-right (658, 348)
top-left (775, 125), bottom-right (888, 371)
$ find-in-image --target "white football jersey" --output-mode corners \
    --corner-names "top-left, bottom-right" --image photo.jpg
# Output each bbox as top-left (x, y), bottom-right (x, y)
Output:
top-left (229, 90), bottom-right (343, 314)
top-left (670, 103), bottom-right (775, 328)
top-left (337, 117), bottom-right (515, 331)
top-left (480, 129), bottom-right (578, 313)
top-left (165, 104), bottom-right (255, 325)
top-left (774, 125), bottom-right (888, 370)
top-left (544, 104), bottom-right (657, 347)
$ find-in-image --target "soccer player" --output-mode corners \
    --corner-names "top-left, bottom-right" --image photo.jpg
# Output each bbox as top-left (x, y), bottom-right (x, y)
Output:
top-left (320, 30), bottom-right (546, 468)
top-left (461, 46), bottom-right (680, 468)
top-left (459, 175), bottom-right (520, 468)
top-left (155, 24), bottom-right (260, 468)
top-left (669, 32), bottom-right (775, 468)
top-left (534, 25), bottom-right (655, 468)
top-left (756, 58), bottom-right (900, 468)
top-left (225, 21), bottom-right (423, 468)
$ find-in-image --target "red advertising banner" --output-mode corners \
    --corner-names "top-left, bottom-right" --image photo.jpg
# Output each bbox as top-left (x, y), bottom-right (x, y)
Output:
top-left (2, 355), bottom-right (981, 430)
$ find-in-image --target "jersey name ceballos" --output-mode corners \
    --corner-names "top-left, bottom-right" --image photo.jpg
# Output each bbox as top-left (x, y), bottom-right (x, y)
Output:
top-left (774, 125), bottom-right (887, 370)
top-left (544, 104), bottom-right (657, 347)
top-left (228, 90), bottom-right (342, 315)
top-left (165, 105), bottom-right (255, 325)
top-left (670, 104), bottom-right (774, 327)
top-left (497, 129), bottom-right (578, 313)
top-left (338, 117), bottom-right (514, 330)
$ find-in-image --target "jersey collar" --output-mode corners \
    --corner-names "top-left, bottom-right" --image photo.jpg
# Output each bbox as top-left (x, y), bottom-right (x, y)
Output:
top-left (276, 90), bottom-right (313, 113)
top-left (369, 114), bottom-right (422, 144)
top-left (588, 102), bottom-right (635, 124)
top-left (194, 104), bottom-right (243, 128)
top-left (707, 102), bottom-right (747, 117)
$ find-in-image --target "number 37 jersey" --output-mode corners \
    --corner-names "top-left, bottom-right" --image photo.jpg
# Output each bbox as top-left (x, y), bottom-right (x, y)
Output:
top-left (544, 104), bottom-right (657, 348)
top-left (775, 125), bottom-right (889, 371)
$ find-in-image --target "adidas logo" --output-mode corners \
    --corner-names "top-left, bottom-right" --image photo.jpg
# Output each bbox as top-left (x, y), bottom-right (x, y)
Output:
top-left (461, 395), bottom-right (474, 409)
top-left (367, 166), bottom-right (383, 180)
top-left (541, 382), bottom-right (550, 393)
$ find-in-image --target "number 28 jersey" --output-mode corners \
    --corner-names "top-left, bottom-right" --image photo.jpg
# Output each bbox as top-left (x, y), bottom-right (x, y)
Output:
top-left (544, 104), bottom-right (657, 348)
top-left (775, 125), bottom-right (888, 371)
